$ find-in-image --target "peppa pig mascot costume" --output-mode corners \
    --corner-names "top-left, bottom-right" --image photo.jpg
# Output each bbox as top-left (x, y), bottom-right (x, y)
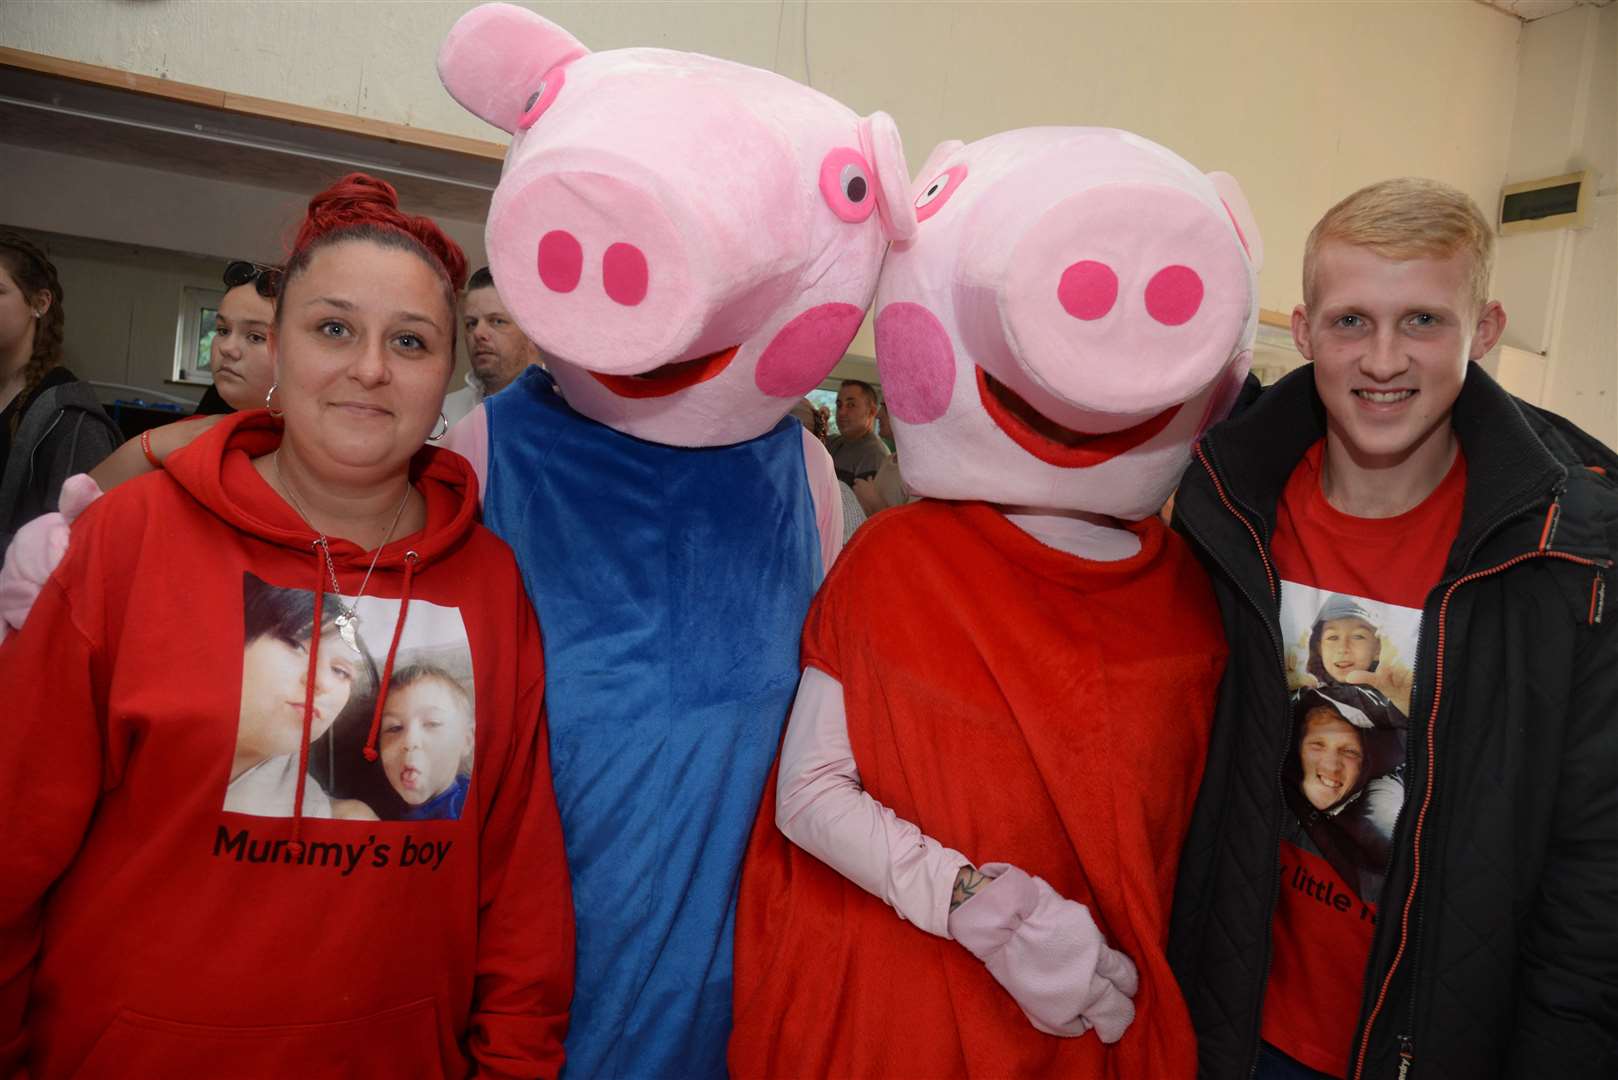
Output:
top-left (435, 5), bottom-right (915, 1077)
top-left (730, 128), bottom-right (1262, 1079)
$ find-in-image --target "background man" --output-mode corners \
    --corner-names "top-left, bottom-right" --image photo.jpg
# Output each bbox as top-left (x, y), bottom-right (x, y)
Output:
top-left (440, 266), bottom-right (543, 431)
top-left (1169, 177), bottom-right (1618, 1080)
top-left (825, 378), bottom-right (890, 484)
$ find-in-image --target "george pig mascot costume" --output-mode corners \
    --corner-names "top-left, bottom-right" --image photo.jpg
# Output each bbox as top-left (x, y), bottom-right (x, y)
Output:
top-left (435, 5), bottom-right (916, 1078)
top-left (730, 127), bottom-right (1262, 1079)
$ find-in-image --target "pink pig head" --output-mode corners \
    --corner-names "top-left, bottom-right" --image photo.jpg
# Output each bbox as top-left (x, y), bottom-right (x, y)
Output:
top-left (438, 3), bottom-right (916, 447)
top-left (875, 128), bottom-right (1262, 520)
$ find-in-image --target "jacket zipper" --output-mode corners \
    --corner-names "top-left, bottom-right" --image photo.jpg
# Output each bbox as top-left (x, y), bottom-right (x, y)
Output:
top-left (21, 409), bottom-right (67, 489)
top-left (1349, 545), bottom-right (1610, 1080)
top-left (1190, 446), bottom-right (1291, 1080)
top-left (1194, 445), bottom-right (1278, 601)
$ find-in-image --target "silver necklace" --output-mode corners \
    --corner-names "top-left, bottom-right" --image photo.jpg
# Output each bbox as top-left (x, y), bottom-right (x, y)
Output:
top-left (273, 449), bottom-right (412, 652)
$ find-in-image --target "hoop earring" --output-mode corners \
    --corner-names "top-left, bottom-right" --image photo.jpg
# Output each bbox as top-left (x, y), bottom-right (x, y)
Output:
top-left (265, 383), bottom-right (284, 418)
top-left (430, 412), bottom-right (449, 440)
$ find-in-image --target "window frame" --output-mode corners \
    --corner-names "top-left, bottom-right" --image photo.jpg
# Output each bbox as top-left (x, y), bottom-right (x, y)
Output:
top-left (172, 284), bottom-right (226, 385)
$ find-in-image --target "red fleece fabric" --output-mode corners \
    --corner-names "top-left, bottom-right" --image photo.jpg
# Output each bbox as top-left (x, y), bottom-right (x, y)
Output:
top-left (731, 500), bottom-right (1226, 1079)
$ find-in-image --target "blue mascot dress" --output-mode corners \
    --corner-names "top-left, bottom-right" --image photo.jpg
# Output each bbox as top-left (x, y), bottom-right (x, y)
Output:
top-left (484, 369), bottom-right (820, 1079)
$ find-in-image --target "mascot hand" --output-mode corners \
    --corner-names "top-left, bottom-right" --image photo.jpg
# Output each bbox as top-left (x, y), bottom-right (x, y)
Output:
top-left (947, 862), bottom-right (1139, 1042)
top-left (0, 473), bottom-right (102, 641)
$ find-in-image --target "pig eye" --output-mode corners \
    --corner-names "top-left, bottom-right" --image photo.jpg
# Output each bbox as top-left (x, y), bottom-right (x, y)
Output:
top-left (915, 164), bottom-right (967, 223)
top-left (819, 147), bottom-right (877, 224)
top-left (840, 163), bottom-right (870, 205)
top-left (517, 67), bottom-right (567, 131)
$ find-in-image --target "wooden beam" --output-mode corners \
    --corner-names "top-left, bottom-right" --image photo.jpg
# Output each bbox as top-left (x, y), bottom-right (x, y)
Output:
top-left (1259, 307), bottom-right (1291, 329)
top-left (0, 45), bottom-right (508, 162)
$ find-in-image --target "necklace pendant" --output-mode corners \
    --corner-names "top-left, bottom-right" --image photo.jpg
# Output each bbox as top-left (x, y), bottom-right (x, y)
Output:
top-left (335, 610), bottom-right (359, 652)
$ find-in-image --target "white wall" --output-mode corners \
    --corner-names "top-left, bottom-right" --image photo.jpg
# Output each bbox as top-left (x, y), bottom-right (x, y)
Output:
top-left (1493, 3), bottom-right (1616, 448)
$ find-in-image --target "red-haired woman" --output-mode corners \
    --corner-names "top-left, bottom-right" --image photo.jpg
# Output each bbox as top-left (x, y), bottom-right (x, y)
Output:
top-left (0, 175), bottom-right (573, 1079)
top-left (0, 233), bottom-right (120, 550)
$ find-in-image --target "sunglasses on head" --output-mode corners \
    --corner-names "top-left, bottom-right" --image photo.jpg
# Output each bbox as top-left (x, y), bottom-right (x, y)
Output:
top-left (223, 260), bottom-right (284, 299)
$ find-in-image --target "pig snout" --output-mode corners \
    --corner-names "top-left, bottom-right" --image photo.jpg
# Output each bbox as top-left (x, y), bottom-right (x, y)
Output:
top-left (488, 148), bottom-right (804, 377)
top-left (985, 183), bottom-right (1251, 416)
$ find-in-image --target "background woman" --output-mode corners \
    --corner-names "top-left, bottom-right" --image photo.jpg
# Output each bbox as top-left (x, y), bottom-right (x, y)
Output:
top-left (0, 174), bottom-right (573, 1080)
top-left (0, 233), bottom-right (119, 549)
top-left (87, 260), bottom-right (279, 491)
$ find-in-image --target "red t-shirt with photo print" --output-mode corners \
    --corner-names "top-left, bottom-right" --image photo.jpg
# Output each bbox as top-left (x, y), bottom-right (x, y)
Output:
top-left (1261, 439), bottom-right (1466, 1078)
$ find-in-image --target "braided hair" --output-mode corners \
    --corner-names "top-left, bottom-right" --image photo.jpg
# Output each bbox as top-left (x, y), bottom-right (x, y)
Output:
top-left (0, 233), bottom-right (65, 436)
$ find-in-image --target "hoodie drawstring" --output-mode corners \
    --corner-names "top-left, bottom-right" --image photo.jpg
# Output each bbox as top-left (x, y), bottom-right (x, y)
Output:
top-left (288, 538), bottom-right (329, 858)
top-left (363, 551), bottom-right (419, 763)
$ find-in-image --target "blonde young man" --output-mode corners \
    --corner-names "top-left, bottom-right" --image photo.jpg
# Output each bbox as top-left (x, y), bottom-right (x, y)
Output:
top-left (1168, 178), bottom-right (1618, 1080)
top-left (440, 266), bottom-right (543, 431)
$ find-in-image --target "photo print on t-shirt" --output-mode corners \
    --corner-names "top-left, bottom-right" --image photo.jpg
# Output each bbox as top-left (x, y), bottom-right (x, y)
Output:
top-left (226, 573), bottom-right (477, 823)
top-left (1278, 582), bottom-right (1418, 903)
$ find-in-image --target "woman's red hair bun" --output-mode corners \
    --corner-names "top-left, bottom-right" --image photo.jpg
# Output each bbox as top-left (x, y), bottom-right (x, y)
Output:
top-left (291, 172), bottom-right (468, 292)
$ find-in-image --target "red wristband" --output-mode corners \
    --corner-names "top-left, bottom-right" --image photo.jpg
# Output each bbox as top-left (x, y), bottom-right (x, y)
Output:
top-left (140, 428), bottom-right (162, 469)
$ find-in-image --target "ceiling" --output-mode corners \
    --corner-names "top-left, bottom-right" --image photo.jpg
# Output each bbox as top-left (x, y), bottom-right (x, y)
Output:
top-left (0, 64), bottom-right (500, 223)
top-left (1477, 0), bottom-right (1613, 20)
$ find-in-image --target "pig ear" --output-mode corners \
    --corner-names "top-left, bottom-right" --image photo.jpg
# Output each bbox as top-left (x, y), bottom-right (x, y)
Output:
top-left (438, 2), bottom-right (590, 135)
top-left (859, 112), bottom-right (918, 244)
top-left (914, 140), bottom-right (966, 196)
top-left (1208, 171), bottom-right (1263, 272)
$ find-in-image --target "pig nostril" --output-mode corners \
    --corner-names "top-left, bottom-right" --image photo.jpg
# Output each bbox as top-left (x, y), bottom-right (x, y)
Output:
top-left (1145, 265), bottom-right (1204, 326)
top-left (1057, 260), bottom-right (1118, 321)
top-left (537, 230), bottom-right (583, 293)
top-left (602, 243), bottom-right (650, 307)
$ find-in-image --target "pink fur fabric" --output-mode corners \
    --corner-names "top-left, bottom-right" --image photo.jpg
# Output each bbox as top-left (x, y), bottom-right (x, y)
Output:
top-left (875, 127), bottom-right (1263, 520)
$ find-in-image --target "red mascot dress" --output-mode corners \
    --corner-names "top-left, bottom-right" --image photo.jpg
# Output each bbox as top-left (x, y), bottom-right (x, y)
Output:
top-left (731, 126), bottom-right (1264, 1078)
top-left (734, 503), bottom-right (1224, 1078)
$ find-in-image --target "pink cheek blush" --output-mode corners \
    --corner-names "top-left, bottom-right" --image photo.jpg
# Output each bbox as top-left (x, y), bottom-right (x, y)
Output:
top-left (874, 302), bottom-right (954, 425)
top-left (1057, 260), bottom-right (1119, 321)
top-left (754, 303), bottom-right (868, 398)
top-left (603, 243), bottom-right (650, 307)
top-left (537, 230), bottom-right (583, 293)
top-left (1145, 265), bottom-right (1204, 326)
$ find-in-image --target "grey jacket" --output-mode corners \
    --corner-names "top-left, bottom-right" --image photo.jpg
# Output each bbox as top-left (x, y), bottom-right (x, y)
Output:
top-left (0, 378), bottom-right (120, 549)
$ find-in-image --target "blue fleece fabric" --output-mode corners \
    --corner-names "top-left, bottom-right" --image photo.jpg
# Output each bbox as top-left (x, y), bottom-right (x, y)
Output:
top-left (483, 368), bottom-right (820, 1080)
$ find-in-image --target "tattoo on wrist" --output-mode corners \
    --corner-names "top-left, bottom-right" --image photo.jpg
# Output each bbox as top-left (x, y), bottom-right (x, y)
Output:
top-left (951, 866), bottom-right (989, 911)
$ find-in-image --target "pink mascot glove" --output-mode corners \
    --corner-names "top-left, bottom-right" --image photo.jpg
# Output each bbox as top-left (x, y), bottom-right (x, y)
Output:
top-left (0, 473), bottom-right (102, 641)
top-left (947, 863), bottom-right (1139, 1042)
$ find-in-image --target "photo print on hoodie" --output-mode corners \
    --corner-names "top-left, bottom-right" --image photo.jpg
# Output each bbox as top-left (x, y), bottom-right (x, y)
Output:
top-left (228, 573), bottom-right (477, 822)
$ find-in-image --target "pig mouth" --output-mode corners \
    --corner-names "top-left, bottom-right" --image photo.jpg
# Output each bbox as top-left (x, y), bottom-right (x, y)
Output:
top-left (590, 346), bottom-right (740, 399)
top-left (977, 368), bottom-right (1181, 468)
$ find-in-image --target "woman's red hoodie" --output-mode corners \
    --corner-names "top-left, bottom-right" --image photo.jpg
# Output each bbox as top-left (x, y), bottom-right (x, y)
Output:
top-left (0, 412), bottom-right (573, 1079)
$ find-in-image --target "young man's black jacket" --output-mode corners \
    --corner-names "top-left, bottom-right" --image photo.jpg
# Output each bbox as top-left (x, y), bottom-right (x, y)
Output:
top-left (1168, 362), bottom-right (1618, 1080)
